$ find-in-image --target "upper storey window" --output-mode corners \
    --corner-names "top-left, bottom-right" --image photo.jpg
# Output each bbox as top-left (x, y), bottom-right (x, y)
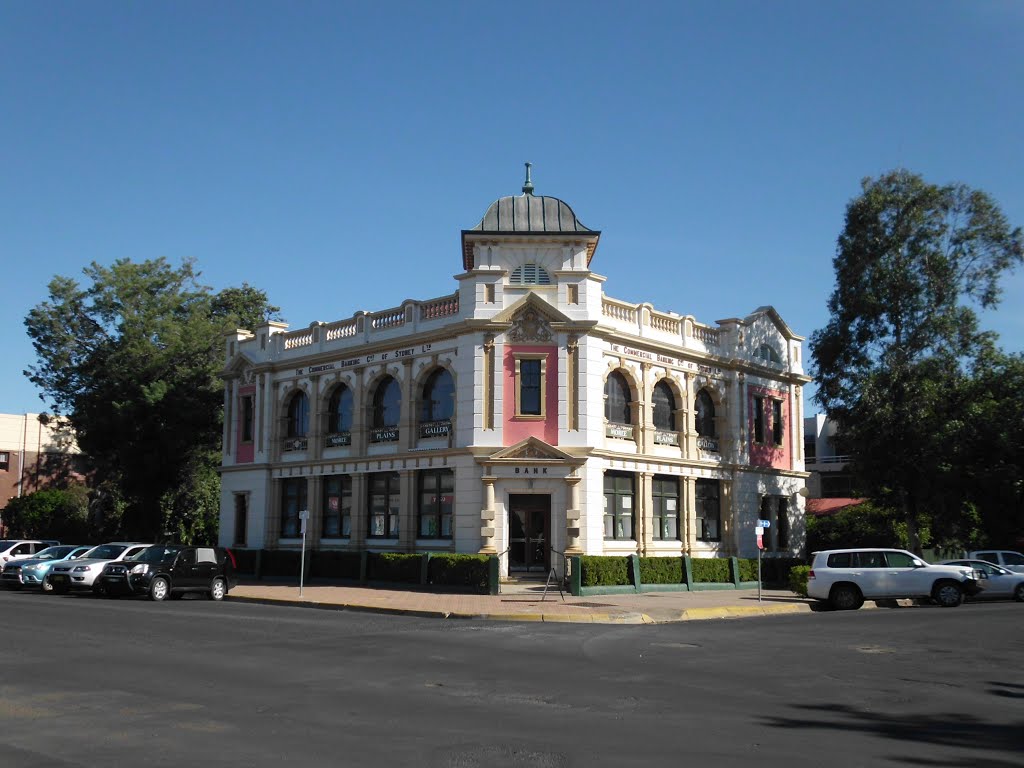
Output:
top-left (286, 392), bottom-right (309, 438)
top-left (372, 377), bottom-right (401, 429)
top-left (756, 344), bottom-right (782, 364)
top-left (604, 372), bottom-right (632, 425)
top-left (652, 381), bottom-right (676, 431)
top-left (326, 385), bottom-right (353, 447)
top-left (510, 263), bottom-right (551, 285)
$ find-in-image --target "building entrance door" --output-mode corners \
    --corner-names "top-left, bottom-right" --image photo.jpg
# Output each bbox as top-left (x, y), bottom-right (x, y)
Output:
top-left (508, 494), bottom-right (550, 572)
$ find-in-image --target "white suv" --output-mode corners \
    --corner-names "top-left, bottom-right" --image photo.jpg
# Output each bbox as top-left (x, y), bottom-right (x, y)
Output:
top-left (964, 550), bottom-right (1024, 574)
top-left (0, 540), bottom-right (61, 564)
top-left (807, 548), bottom-right (980, 610)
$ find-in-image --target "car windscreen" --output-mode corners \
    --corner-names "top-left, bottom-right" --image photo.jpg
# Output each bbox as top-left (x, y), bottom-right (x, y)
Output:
top-left (33, 546), bottom-right (76, 560)
top-left (83, 545), bottom-right (128, 560)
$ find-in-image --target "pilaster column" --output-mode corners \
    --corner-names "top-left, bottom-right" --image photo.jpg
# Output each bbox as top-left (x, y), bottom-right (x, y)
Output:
top-left (723, 478), bottom-right (736, 555)
top-left (565, 474), bottom-right (582, 554)
top-left (399, 469), bottom-right (416, 551)
top-left (480, 474), bottom-right (497, 553)
top-left (309, 374), bottom-right (323, 460)
top-left (639, 471), bottom-right (654, 555)
top-left (349, 472), bottom-right (368, 547)
top-left (683, 476), bottom-right (697, 554)
top-left (401, 359), bottom-right (416, 450)
top-left (308, 475), bottom-right (323, 543)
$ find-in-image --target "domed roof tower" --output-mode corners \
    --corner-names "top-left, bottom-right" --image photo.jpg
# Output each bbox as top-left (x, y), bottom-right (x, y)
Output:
top-left (461, 164), bottom-right (600, 270)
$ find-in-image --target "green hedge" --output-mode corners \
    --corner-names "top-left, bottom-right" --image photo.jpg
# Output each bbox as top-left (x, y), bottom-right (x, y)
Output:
top-left (580, 555), bottom-right (631, 587)
top-left (639, 556), bottom-right (684, 584)
top-left (690, 557), bottom-right (731, 583)
top-left (758, 557), bottom-right (807, 586)
top-left (788, 565), bottom-right (811, 598)
top-left (737, 558), bottom-right (759, 582)
top-left (367, 552), bottom-right (422, 583)
top-left (311, 550), bottom-right (362, 580)
top-left (428, 553), bottom-right (489, 589)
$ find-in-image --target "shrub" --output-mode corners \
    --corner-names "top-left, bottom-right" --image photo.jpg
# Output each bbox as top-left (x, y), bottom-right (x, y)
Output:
top-left (758, 557), bottom-right (806, 586)
top-left (368, 552), bottom-right (422, 583)
top-left (580, 555), bottom-right (630, 587)
top-left (737, 558), bottom-right (759, 582)
top-left (690, 557), bottom-right (731, 583)
top-left (427, 553), bottom-right (489, 590)
top-left (789, 565), bottom-right (811, 597)
top-left (639, 556), bottom-right (683, 584)
top-left (311, 550), bottom-right (362, 580)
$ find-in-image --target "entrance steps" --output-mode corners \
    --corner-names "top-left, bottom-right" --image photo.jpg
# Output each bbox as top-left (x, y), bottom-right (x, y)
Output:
top-left (500, 572), bottom-right (561, 596)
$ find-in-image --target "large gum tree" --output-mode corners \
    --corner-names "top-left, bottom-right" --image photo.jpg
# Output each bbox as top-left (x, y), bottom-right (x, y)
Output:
top-left (811, 170), bottom-right (1022, 553)
top-left (25, 257), bottom-right (279, 542)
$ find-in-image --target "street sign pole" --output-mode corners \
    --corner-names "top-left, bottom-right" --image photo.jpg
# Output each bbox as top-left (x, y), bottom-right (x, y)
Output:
top-left (299, 510), bottom-right (309, 598)
top-left (755, 522), bottom-right (768, 603)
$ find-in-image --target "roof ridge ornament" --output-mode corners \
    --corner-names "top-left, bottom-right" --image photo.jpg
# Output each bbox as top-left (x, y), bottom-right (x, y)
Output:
top-left (522, 162), bottom-right (534, 195)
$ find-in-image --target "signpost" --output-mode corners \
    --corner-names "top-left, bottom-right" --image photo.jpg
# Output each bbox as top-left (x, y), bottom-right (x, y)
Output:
top-left (755, 520), bottom-right (771, 603)
top-left (299, 510), bottom-right (309, 597)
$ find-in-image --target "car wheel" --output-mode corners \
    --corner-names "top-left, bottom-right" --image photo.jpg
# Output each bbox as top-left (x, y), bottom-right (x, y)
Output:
top-left (149, 577), bottom-right (170, 602)
top-left (41, 577), bottom-right (54, 593)
top-left (92, 584), bottom-right (107, 597)
top-left (830, 584), bottom-right (864, 610)
top-left (933, 581), bottom-right (964, 607)
top-left (209, 577), bottom-right (227, 601)
top-left (1014, 583), bottom-right (1024, 603)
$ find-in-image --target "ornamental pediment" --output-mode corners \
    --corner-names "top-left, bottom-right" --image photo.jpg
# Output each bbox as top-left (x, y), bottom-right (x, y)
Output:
top-left (493, 293), bottom-right (572, 344)
top-left (486, 437), bottom-right (579, 463)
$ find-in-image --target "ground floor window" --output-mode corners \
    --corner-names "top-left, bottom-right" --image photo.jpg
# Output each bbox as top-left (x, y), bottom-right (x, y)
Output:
top-left (418, 469), bottom-right (454, 538)
top-left (280, 478), bottom-right (307, 538)
top-left (695, 479), bottom-right (720, 541)
top-left (761, 495), bottom-right (790, 551)
top-left (368, 471), bottom-right (400, 538)
top-left (652, 476), bottom-right (679, 540)
top-left (323, 475), bottom-right (352, 538)
top-left (604, 471), bottom-right (635, 540)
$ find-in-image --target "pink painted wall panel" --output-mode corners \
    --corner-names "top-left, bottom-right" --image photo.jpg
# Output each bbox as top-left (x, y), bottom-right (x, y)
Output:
top-left (503, 345), bottom-right (559, 445)
top-left (748, 385), bottom-right (791, 469)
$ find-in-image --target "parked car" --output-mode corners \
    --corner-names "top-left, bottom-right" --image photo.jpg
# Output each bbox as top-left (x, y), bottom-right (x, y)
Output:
top-left (98, 544), bottom-right (237, 601)
top-left (964, 550), bottom-right (1024, 574)
top-left (46, 542), bottom-right (151, 595)
top-left (1, 545), bottom-right (92, 590)
top-left (0, 540), bottom-right (61, 564)
top-left (940, 559), bottom-right (1024, 602)
top-left (807, 548), bottom-right (980, 610)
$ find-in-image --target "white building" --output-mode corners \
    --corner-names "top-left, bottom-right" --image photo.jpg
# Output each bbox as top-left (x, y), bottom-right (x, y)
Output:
top-left (218, 170), bottom-right (811, 575)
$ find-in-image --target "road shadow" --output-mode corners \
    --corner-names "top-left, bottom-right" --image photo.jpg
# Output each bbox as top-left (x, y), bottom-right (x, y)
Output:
top-left (762, 702), bottom-right (1024, 763)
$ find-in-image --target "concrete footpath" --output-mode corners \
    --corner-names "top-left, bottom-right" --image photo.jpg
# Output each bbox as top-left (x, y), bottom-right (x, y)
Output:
top-left (228, 580), bottom-right (823, 624)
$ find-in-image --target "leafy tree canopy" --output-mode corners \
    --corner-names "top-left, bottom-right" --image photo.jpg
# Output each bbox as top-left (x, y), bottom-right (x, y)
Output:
top-left (811, 170), bottom-right (1022, 553)
top-left (24, 257), bottom-right (280, 541)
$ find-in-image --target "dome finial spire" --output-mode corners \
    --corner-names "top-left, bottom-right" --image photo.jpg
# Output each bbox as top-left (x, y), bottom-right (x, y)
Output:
top-left (522, 162), bottom-right (534, 195)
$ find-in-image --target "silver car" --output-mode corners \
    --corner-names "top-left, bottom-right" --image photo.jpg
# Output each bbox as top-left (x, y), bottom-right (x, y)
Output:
top-left (1, 545), bottom-right (93, 590)
top-left (941, 559), bottom-right (1024, 602)
top-left (46, 543), bottom-right (151, 595)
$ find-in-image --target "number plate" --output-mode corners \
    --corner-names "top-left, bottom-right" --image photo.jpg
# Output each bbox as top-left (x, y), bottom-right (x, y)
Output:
top-left (50, 574), bottom-right (68, 584)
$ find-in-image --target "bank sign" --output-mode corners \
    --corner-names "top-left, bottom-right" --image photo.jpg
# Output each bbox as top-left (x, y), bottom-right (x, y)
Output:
top-left (293, 343), bottom-right (434, 377)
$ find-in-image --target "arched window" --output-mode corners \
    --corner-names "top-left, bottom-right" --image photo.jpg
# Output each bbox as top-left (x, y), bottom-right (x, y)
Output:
top-left (510, 263), bottom-right (551, 285)
top-left (756, 344), bottom-right (782, 364)
top-left (420, 369), bottom-right (454, 422)
top-left (604, 371), bottom-right (632, 425)
top-left (372, 376), bottom-right (401, 428)
top-left (695, 389), bottom-right (715, 437)
top-left (286, 391), bottom-right (309, 437)
top-left (652, 381), bottom-right (676, 431)
top-left (327, 385), bottom-right (353, 434)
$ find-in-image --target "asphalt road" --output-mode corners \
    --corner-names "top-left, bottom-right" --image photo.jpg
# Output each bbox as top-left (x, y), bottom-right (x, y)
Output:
top-left (1, 589), bottom-right (1021, 768)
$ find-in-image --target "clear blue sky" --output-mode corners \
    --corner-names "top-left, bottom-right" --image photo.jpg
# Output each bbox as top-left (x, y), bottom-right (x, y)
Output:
top-left (2, 1), bottom-right (1022, 415)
